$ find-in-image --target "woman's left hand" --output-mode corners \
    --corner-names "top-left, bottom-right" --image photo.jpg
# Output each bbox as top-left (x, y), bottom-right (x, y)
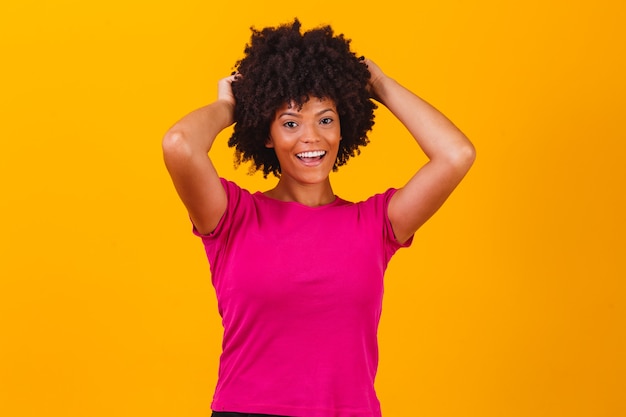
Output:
top-left (361, 58), bottom-right (387, 102)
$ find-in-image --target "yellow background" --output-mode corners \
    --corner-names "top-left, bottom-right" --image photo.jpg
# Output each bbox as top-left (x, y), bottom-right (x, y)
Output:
top-left (1, 1), bottom-right (624, 416)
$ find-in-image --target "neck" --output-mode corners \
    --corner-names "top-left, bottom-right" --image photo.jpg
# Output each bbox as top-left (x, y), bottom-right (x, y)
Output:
top-left (264, 177), bottom-right (335, 207)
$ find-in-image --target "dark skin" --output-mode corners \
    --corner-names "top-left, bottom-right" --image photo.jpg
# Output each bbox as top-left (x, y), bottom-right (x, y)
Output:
top-left (163, 58), bottom-right (475, 243)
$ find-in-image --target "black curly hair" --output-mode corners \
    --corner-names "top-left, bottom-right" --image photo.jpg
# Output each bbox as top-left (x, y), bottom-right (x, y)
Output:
top-left (229, 18), bottom-right (376, 178)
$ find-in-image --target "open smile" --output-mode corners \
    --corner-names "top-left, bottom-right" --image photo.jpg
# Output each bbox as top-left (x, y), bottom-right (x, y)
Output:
top-left (296, 150), bottom-right (327, 165)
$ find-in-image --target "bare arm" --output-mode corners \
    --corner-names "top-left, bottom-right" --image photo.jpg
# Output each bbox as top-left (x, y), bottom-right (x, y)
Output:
top-left (162, 75), bottom-right (237, 235)
top-left (365, 59), bottom-right (476, 244)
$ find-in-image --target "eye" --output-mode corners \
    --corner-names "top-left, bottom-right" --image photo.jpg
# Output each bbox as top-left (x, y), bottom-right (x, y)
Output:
top-left (320, 117), bottom-right (333, 125)
top-left (283, 121), bottom-right (298, 128)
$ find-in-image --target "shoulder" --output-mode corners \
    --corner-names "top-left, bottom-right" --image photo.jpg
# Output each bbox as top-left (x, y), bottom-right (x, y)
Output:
top-left (357, 188), bottom-right (399, 211)
top-left (219, 177), bottom-right (246, 197)
top-left (193, 178), bottom-right (257, 239)
top-left (219, 178), bottom-right (264, 207)
top-left (345, 188), bottom-right (399, 229)
top-left (358, 188), bottom-right (413, 249)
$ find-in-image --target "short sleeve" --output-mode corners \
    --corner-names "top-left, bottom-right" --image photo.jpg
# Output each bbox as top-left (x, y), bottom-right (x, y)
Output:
top-left (192, 178), bottom-right (253, 266)
top-left (378, 188), bottom-right (414, 261)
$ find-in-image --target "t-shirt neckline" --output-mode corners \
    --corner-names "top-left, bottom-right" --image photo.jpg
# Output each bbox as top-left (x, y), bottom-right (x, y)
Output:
top-left (253, 191), bottom-right (346, 209)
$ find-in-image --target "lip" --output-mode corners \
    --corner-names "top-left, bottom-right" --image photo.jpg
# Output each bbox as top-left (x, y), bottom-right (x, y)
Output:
top-left (295, 150), bottom-right (327, 167)
top-left (296, 150), bottom-right (327, 158)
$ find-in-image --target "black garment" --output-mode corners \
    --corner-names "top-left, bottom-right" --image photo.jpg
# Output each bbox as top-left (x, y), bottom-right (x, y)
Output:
top-left (211, 413), bottom-right (290, 417)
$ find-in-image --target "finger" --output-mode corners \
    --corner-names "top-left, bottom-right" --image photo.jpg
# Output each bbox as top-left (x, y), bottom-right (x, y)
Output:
top-left (222, 73), bottom-right (240, 84)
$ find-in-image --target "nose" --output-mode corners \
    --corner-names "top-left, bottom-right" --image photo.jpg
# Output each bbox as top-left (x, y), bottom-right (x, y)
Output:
top-left (300, 123), bottom-right (320, 143)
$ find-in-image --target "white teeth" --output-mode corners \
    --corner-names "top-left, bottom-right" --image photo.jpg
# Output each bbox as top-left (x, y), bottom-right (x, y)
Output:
top-left (297, 150), bottom-right (326, 158)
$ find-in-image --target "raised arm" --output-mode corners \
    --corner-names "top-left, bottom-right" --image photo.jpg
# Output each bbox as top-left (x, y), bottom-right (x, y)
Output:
top-left (365, 59), bottom-right (476, 244)
top-left (162, 74), bottom-right (237, 235)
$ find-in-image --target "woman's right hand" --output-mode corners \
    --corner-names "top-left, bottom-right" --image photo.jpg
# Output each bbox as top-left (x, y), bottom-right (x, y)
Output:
top-left (162, 74), bottom-right (239, 235)
top-left (218, 73), bottom-right (238, 108)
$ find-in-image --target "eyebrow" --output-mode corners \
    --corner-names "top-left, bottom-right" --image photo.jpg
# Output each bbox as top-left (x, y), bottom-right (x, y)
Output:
top-left (277, 108), bottom-right (337, 118)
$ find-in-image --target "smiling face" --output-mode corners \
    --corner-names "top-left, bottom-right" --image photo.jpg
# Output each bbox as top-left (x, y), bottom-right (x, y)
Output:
top-left (267, 96), bottom-right (341, 186)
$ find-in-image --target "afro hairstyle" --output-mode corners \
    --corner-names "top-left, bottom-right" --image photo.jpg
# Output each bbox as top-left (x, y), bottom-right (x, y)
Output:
top-left (228, 18), bottom-right (377, 178)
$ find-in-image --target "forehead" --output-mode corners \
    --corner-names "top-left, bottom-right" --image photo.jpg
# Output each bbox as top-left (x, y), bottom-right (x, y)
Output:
top-left (275, 96), bottom-right (337, 114)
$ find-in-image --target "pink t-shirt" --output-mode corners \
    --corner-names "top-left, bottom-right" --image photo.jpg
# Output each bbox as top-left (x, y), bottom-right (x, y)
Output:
top-left (194, 178), bottom-right (412, 417)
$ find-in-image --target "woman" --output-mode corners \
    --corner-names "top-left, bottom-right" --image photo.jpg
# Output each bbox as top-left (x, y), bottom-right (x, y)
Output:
top-left (163, 19), bottom-right (475, 417)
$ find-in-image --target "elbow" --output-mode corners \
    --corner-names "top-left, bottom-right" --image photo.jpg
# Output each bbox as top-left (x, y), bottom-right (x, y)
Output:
top-left (449, 142), bottom-right (476, 173)
top-left (462, 142), bottom-right (477, 167)
top-left (162, 129), bottom-right (193, 165)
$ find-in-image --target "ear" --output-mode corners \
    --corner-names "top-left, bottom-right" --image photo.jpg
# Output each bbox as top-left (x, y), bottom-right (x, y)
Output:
top-left (265, 136), bottom-right (274, 148)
